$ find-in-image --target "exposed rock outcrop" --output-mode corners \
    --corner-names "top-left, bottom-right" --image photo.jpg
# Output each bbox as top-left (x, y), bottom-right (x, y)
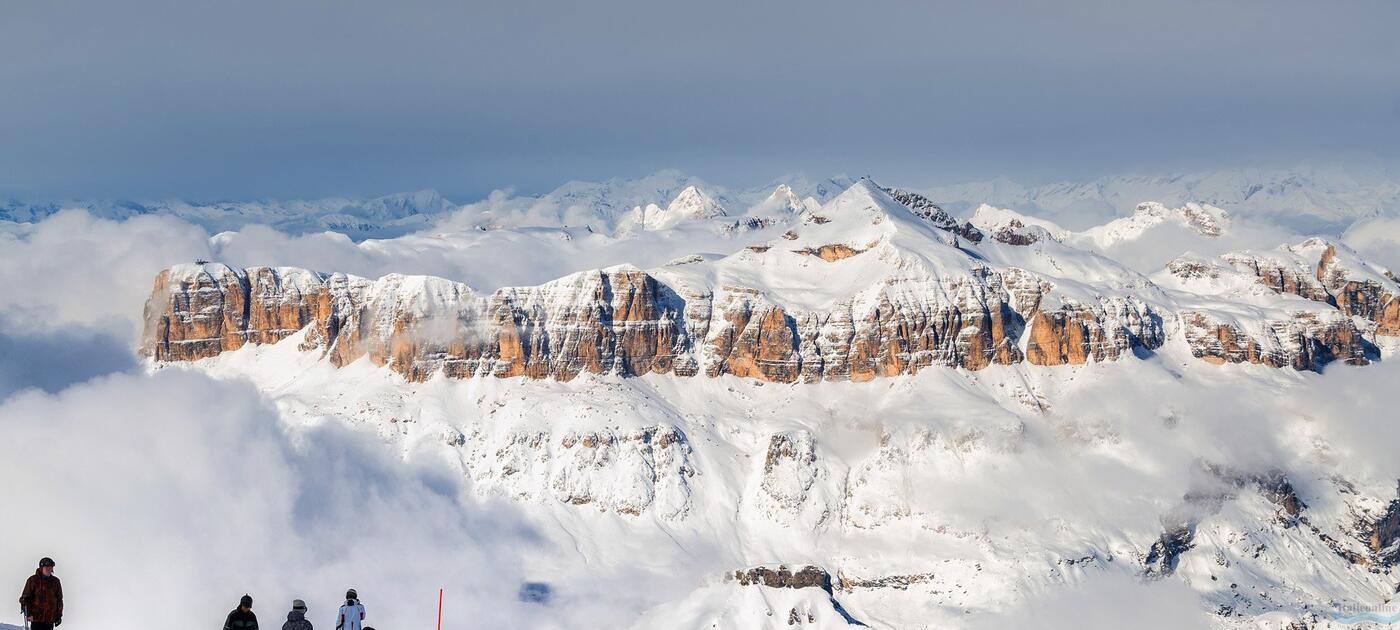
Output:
top-left (1143, 524), bottom-right (1196, 577)
top-left (1256, 471), bottom-right (1307, 520)
top-left (460, 423), bottom-right (696, 520)
top-left (1024, 301), bottom-right (1163, 366)
top-left (988, 219), bottom-right (1045, 246)
top-left (836, 572), bottom-right (937, 592)
top-left (1182, 311), bottom-right (1369, 372)
top-left (145, 263), bottom-right (696, 381)
top-left (882, 186), bottom-right (982, 243)
top-left (751, 430), bottom-right (831, 528)
top-left (1359, 496), bottom-right (1400, 567)
top-left (1225, 239), bottom-right (1400, 337)
top-left (551, 425), bottom-right (696, 519)
top-left (733, 565), bottom-right (834, 593)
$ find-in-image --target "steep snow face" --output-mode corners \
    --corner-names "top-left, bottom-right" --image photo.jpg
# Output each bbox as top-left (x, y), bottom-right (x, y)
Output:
top-left (641, 186), bottom-right (728, 230)
top-left (756, 184), bottom-right (818, 215)
top-left (669, 186), bottom-right (727, 219)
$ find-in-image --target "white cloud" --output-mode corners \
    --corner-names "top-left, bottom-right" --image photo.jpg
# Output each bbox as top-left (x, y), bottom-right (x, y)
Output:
top-left (0, 362), bottom-right (742, 629)
top-left (1344, 215), bottom-right (1400, 272)
top-left (0, 369), bottom-right (567, 629)
top-left (978, 571), bottom-right (1210, 630)
top-left (0, 210), bottom-right (210, 335)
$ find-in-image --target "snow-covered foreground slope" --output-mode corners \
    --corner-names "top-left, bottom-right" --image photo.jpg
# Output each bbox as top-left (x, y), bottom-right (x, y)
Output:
top-left (175, 321), bottom-right (1400, 629)
top-left (124, 179), bottom-right (1400, 629)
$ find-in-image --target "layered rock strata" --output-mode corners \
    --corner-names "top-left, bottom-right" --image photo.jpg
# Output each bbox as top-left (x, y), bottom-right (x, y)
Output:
top-left (141, 261), bottom-right (1165, 382)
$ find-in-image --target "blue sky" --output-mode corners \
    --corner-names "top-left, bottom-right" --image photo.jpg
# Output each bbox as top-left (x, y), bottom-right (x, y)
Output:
top-left (2, 0), bottom-right (1398, 200)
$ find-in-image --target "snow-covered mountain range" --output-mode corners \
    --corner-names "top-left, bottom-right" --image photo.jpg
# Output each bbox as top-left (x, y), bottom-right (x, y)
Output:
top-left (9, 166), bottom-right (1400, 237)
top-left (116, 174), bottom-right (1400, 629)
top-left (925, 167), bottom-right (1400, 234)
top-left (0, 189), bottom-right (458, 239)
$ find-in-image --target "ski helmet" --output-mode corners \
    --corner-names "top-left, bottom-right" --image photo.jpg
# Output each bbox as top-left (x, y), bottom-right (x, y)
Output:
top-left (346, 588), bottom-right (358, 600)
top-left (38, 557), bottom-right (55, 568)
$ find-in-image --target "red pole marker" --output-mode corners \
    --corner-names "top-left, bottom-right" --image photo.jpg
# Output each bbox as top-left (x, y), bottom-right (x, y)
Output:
top-left (437, 588), bottom-right (444, 630)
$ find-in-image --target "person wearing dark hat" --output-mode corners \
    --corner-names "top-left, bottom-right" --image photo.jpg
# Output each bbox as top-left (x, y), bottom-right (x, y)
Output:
top-left (281, 598), bottom-right (312, 630)
top-left (224, 594), bottom-right (259, 630)
top-left (18, 557), bottom-right (62, 630)
top-left (335, 589), bottom-right (365, 630)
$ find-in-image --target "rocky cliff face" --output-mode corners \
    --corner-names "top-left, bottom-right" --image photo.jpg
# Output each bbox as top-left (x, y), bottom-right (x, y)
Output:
top-left (732, 565), bottom-right (834, 592)
top-left (1182, 311), bottom-right (1370, 372)
top-left (142, 183), bottom-right (1397, 382)
top-left (1158, 238), bottom-right (1399, 372)
top-left (142, 259), bottom-right (1166, 383)
top-left (1225, 238), bottom-right (1400, 337)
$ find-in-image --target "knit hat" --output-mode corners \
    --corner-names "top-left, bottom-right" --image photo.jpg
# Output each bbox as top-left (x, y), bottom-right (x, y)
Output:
top-left (240, 594), bottom-right (253, 608)
top-left (292, 599), bottom-right (307, 612)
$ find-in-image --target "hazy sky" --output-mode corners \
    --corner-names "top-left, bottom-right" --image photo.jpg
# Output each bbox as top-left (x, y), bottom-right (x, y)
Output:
top-left (3, 0), bottom-right (1398, 200)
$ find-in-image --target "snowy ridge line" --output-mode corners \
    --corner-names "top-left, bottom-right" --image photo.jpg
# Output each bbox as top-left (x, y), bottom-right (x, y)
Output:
top-left (141, 181), bottom-right (1400, 382)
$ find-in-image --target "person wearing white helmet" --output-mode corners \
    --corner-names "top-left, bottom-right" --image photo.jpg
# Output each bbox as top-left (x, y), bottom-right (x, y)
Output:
top-left (335, 589), bottom-right (365, 630)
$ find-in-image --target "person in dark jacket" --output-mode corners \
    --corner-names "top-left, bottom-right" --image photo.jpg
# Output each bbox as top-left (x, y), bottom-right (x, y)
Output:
top-left (19, 557), bottom-right (62, 630)
top-left (224, 594), bottom-right (259, 630)
top-left (281, 599), bottom-right (312, 630)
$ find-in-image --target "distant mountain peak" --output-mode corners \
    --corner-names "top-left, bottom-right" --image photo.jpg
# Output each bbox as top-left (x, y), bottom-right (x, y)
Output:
top-left (666, 185), bottom-right (726, 218)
